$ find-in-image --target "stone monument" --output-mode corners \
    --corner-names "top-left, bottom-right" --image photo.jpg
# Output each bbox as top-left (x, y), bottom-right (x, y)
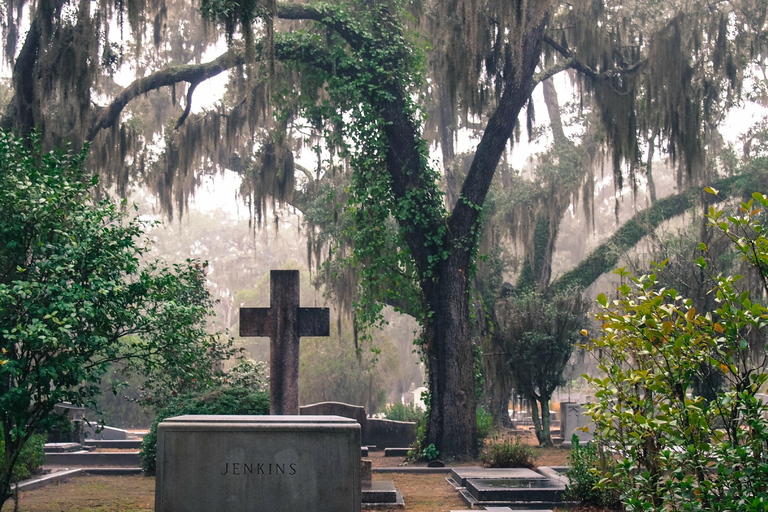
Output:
top-left (240, 270), bottom-right (329, 414)
top-left (155, 415), bottom-right (361, 512)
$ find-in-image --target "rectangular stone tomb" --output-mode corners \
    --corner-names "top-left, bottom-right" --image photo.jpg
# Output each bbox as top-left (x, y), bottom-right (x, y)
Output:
top-left (155, 415), bottom-right (361, 512)
top-left (465, 478), bottom-right (565, 502)
top-left (450, 467), bottom-right (547, 487)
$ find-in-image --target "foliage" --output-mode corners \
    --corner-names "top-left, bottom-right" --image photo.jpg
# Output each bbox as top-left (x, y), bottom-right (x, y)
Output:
top-left (564, 435), bottom-right (619, 508)
top-left (582, 190), bottom-right (768, 511)
top-left (479, 436), bottom-right (536, 469)
top-left (496, 290), bottom-right (588, 446)
top-left (383, 402), bottom-right (424, 423)
top-left (0, 435), bottom-right (44, 483)
top-left (0, 132), bottom-right (232, 504)
top-left (419, 443), bottom-right (439, 462)
top-left (475, 406), bottom-right (494, 443)
top-left (140, 386), bottom-right (269, 474)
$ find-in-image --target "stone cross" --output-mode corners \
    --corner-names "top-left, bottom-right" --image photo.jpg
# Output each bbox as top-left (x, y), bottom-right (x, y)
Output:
top-left (240, 270), bottom-right (329, 415)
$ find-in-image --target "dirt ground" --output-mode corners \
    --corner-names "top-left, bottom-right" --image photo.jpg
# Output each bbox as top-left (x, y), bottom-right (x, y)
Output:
top-left (3, 473), bottom-right (465, 512)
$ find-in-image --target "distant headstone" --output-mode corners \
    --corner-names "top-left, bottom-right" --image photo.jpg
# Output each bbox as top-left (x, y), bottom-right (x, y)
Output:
top-left (560, 402), bottom-right (593, 445)
top-left (240, 270), bottom-right (330, 415)
top-left (155, 415), bottom-right (361, 512)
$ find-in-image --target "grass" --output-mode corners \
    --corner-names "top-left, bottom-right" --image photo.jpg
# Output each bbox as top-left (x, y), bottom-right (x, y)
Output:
top-left (2, 476), bottom-right (154, 512)
top-left (2, 473), bottom-right (466, 512)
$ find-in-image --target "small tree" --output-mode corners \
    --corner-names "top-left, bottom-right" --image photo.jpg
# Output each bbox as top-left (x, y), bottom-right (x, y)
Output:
top-left (583, 190), bottom-right (768, 511)
top-left (497, 290), bottom-right (588, 446)
top-left (0, 132), bottom-right (232, 505)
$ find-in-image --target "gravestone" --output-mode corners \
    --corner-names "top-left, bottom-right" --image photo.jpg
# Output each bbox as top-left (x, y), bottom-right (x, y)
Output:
top-left (559, 402), bottom-right (593, 446)
top-left (240, 270), bottom-right (330, 414)
top-left (155, 415), bottom-right (361, 512)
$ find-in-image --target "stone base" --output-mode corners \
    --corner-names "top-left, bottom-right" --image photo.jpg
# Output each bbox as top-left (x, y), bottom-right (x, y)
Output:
top-left (361, 491), bottom-right (405, 510)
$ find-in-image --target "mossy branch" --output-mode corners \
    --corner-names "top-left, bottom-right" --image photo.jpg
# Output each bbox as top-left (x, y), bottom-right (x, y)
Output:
top-left (87, 50), bottom-right (246, 141)
top-left (542, 34), bottom-right (647, 83)
top-left (549, 175), bottom-right (744, 294)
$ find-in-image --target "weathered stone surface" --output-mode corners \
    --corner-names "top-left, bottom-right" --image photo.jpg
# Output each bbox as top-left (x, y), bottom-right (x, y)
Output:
top-left (559, 402), bottom-right (594, 446)
top-left (299, 401), bottom-right (416, 448)
top-left (365, 418), bottom-right (416, 448)
top-left (361, 459), bottom-right (372, 482)
top-left (300, 402), bottom-right (367, 430)
top-left (240, 270), bottom-right (330, 415)
top-left (450, 467), bottom-right (546, 487)
top-left (155, 415), bottom-right (361, 512)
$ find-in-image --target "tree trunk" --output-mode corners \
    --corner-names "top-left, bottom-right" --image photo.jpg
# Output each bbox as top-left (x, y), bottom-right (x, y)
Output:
top-left (484, 344), bottom-right (514, 428)
top-left (538, 395), bottom-right (553, 447)
top-left (423, 252), bottom-right (478, 460)
top-left (530, 394), bottom-right (542, 443)
top-left (0, 433), bottom-right (21, 508)
top-left (542, 78), bottom-right (565, 144)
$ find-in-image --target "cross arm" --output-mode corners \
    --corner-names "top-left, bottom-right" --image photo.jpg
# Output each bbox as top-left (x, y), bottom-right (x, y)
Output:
top-left (298, 308), bottom-right (330, 337)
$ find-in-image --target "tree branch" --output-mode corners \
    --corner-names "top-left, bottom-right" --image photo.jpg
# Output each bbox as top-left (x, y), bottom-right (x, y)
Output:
top-left (549, 175), bottom-right (746, 294)
top-left (542, 34), bottom-right (647, 82)
top-left (86, 50), bottom-right (246, 142)
top-left (276, 3), bottom-right (364, 50)
top-left (174, 81), bottom-right (199, 129)
top-left (533, 58), bottom-right (574, 86)
top-left (449, 19), bottom-right (547, 243)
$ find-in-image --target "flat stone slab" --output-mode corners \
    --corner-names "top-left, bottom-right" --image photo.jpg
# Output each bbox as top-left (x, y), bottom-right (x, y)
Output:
top-left (362, 480), bottom-right (397, 503)
top-left (44, 443), bottom-right (82, 453)
top-left (465, 478), bottom-right (565, 502)
top-left (45, 451), bottom-right (140, 466)
top-left (383, 447), bottom-right (410, 457)
top-left (361, 491), bottom-right (405, 510)
top-left (451, 509), bottom-right (550, 512)
top-left (450, 467), bottom-right (546, 487)
top-left (84, 439), bottom-right (142, 449)
top-left (155, 415), bottom-right (360, 512)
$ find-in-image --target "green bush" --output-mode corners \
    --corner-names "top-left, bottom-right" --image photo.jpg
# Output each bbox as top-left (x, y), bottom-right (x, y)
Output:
top-left (383, 402), bottom-right (424, 423)
top-left (480, 436), bottom-right (536, 468)
top-left (564, 435), bottom-right (619, 507)
top-left (476, 406), bottom-right (494, 443)
top-left (581, 191), bottom-right (768, 512)
top-left (140, 386), bottom-right (269, 474)
top-left (0, 434), bottom-right (45, 482)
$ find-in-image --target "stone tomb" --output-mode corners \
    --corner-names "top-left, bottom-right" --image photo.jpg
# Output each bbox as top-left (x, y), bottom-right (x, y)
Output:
top-left (155, 415), bottom-right (361, 512)
top-left (448, 467), bottom-right (571, 509)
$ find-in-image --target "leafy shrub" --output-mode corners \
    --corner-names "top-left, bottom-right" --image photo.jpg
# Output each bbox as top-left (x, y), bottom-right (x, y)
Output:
top-left (565, 435), bottom-right (619, 507)
top-left (140, 386), bottom-right (269, 474)
top-left (581, 191), bottom-right (768, 512)
top-left (0, 434), bottom-right (45, 482)
top-left (480, 436), bottom-right (536, 468)
top-left (383, 402), bottom-right (424, 423)
top-left (476, 406), bottom-right (494, 443)
top-left (420, 443), bottom-right (439, 461)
